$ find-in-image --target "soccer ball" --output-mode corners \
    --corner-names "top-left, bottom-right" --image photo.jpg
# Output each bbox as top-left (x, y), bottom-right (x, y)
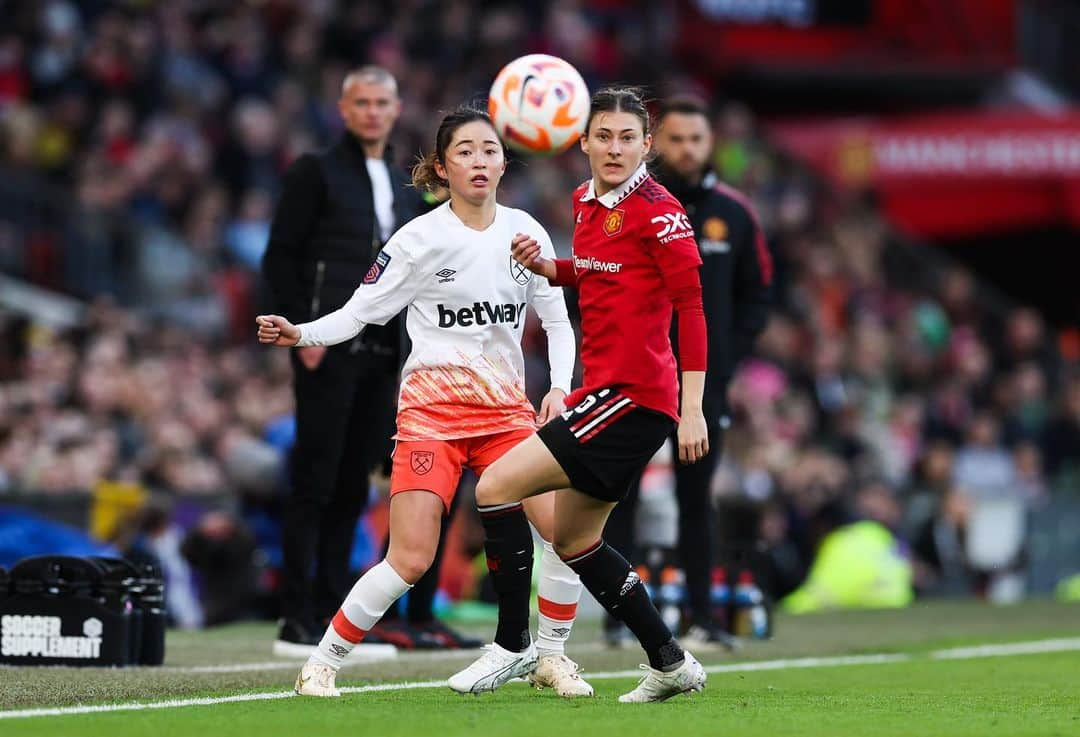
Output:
top-left (488, 54), bottom-right (590, 156)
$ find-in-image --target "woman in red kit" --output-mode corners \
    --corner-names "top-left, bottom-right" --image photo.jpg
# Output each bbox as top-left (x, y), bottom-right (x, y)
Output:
top-left (449, 87), bottom-right (709, 702)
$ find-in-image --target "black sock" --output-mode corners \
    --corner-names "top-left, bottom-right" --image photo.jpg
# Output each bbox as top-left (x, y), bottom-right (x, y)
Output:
top-left (478, 503), bottom-right (533, 652)
top-left (563, 540), bottom-right (685, 671)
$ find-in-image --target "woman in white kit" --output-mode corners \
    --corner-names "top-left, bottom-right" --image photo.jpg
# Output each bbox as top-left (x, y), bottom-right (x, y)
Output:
top-left (256, 107), bottom-right (593, 698)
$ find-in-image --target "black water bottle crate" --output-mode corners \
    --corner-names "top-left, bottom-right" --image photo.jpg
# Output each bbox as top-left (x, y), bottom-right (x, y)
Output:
top-left (0, 555), bottom-right (166, 667)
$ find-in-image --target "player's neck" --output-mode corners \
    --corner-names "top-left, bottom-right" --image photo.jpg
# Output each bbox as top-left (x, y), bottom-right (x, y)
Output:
top-left (448, 196), bottom-right (497, 231)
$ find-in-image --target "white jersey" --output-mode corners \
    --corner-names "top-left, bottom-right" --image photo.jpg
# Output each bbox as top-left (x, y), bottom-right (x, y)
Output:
top-left (295, 201), bottom-right (575, 440)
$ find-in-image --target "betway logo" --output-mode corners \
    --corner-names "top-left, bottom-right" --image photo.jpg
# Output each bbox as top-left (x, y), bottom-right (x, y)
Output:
top-left (437, 301), bottom-right (527, 329)
top-left (574, 255), bottom-right (623, 273)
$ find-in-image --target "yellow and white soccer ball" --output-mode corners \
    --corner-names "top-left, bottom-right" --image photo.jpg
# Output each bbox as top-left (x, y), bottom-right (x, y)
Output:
top-left (488, 54), bottom-right (590, 156)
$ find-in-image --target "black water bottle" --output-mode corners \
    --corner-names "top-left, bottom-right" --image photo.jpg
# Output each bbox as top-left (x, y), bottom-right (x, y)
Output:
top-left (92, 557), bottom-right (142, 666)
top-left (136, 563), bottom-right (166, 665)
top-left (11, 556), bottom-right (102, 599)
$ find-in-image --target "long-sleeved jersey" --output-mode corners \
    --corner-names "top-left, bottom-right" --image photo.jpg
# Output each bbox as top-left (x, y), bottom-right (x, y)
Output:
top-left (549, 162), bottom-right (707, 421)
top-left (295, 202), bottom-right (575, 441)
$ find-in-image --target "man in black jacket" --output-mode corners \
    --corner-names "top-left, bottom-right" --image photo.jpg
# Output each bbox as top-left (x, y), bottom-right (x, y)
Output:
top-left (262, 66), bottom-right (419, 654)
top-left (604, 96), bottom-right (773, 645)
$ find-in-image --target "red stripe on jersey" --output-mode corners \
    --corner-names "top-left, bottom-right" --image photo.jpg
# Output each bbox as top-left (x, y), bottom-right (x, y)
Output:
top-left (537, 597), bottom-right (578, 621)
top-left (579, 403), bottom-right (637, 443)
top-left (568, 395), bottom-right (622, 433)
top-left (753, 228), bottom-right (773, 287)
top-left (331, 610), bottom-right (367, 644)
top-left (713, 180), bottom-right (772, 287)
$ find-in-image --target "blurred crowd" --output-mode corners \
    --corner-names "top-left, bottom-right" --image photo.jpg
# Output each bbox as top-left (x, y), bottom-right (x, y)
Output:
top-left (1, 0), bottom-right (1078, 619)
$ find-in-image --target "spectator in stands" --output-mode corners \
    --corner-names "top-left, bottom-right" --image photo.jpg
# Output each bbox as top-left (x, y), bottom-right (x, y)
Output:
top-left (1044, 371), bottom-right (1080, 484)
top-left (953, 411), bottom-right (1018, 501)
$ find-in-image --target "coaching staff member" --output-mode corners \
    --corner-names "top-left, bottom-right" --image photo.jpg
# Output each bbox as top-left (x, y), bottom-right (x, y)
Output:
top-left (262, 66), bottom-right (419, 654)
top-left (604, 96), bottom-right (773, 646)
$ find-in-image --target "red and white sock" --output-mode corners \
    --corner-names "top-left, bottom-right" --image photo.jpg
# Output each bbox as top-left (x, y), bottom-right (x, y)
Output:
top-left (536, 541), bottom-right (582, 657)
top-left (310, 560), bottom-right (411, 669)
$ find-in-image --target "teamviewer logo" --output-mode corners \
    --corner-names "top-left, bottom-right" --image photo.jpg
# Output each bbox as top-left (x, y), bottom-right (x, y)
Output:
top-left (83, 617), bottom-right (103, 638)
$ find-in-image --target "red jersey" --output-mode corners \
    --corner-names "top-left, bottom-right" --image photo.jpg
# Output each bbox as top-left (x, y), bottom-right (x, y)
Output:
top-left (551, 163), bottom-right (707, 421)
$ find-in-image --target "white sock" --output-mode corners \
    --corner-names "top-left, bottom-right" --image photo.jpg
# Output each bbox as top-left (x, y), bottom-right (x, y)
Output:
top-left (536, 541), bottom-right (582, 657)
top-left (309, 560), bottom-right (412, 669)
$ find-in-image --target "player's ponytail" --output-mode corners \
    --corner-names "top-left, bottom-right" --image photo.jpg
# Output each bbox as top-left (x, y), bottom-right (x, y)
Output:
top-left (411, 151), bottom-right (445, 192)
top-left (411, 105), bottom-right (507, 192)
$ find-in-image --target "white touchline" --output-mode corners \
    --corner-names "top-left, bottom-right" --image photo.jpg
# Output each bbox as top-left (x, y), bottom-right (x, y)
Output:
top-left (160, 662), bottom-right (315, 674)
top-left (929, 637), bottom-right (1080, 660)
top-left (1, 637), bottom-right (1078, 721)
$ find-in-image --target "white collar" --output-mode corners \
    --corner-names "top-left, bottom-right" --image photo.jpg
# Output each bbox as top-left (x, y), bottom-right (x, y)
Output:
top-left (579, 162), bottom-right (649, 209)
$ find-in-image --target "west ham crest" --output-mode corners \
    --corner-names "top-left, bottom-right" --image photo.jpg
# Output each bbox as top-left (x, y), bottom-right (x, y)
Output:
top-left (410, 450), bottom-right (434, 475)
top-left (510, 255), bottom-right (532, 285)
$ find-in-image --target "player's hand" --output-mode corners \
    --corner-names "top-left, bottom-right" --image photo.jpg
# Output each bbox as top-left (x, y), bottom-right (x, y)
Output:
top-left (536, 388), bottom-right (567, 426)
top-left (511, 233), bottom-right (555, 280)
top-left (256, 315), bottom-right (302, 348)
top-left (676, 407), bottom-right (709, 464)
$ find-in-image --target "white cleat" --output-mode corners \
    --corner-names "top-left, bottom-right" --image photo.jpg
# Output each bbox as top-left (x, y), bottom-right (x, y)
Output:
top-left (618, 651), bottom-right (706, 703)
top-left (294, 661), bottom-right (341, 698)
top-left (527, 653), bottom-right (595, 698)
top-left (447, 642), bottom-right (538, 694)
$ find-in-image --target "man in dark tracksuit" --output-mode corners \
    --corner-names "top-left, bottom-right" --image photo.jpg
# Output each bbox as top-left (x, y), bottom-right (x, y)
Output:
top-left (603, 96), bottom-right (773, 645)
top-left (262, 67), bottom-right (419, 653)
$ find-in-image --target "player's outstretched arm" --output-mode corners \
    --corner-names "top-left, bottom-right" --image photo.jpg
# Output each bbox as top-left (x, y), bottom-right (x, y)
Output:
top-left (270, 235), bottom-right (421, 348)
top-left (256, 315), bottom-right (301, 346)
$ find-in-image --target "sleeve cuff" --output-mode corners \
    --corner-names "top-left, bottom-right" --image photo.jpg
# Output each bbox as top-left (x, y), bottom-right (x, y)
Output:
top-left (550, 258), bottom-right (577, 287)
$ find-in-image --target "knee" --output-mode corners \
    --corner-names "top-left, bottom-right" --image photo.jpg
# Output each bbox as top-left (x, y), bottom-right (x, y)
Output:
top-left (551, 539), bottom-right (574, 560)
top-left (552, 536), bottom-right (588, 561)
top-left (474, 467), bottom-right (507, 507)
top-left (386, 547), bottom-right (435, 585)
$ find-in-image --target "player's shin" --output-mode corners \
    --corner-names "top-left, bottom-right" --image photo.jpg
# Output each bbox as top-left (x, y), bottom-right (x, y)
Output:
top-left (536, 541), bottom-right (581, 655)
top-left (310, 560), bottom-right (412, 669)
top-left (478, 502), bottom-right (534, 652)
top-left (562, 540), bottom-right (686, 672)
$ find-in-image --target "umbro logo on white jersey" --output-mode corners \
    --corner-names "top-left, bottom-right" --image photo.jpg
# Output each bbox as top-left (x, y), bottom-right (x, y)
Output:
top-left (435, 268), bottom-right (457, 283)
top-left (651, 212), bottom-right (694, 244)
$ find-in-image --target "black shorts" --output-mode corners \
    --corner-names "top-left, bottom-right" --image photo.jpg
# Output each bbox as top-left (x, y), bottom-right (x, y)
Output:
top-left (537, 388), bottom-right (675, 502)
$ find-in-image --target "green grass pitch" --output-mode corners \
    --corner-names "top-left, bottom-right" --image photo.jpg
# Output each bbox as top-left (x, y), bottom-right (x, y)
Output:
top-left (1, 600), bottom-right (1078, 736)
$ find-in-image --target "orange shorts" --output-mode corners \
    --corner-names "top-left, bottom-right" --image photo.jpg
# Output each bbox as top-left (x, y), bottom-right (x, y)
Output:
top-left (389, 428), bottom-right (535, 512)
